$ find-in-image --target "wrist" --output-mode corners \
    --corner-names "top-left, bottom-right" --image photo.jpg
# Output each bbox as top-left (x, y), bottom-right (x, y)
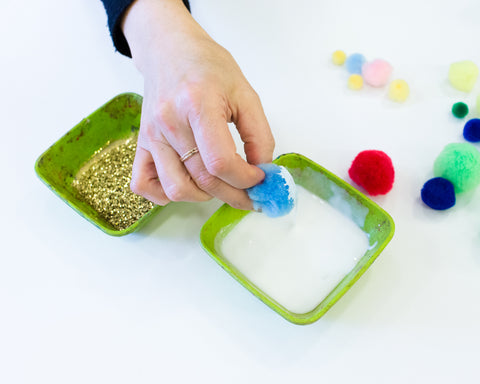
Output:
top-left (122, 0), bottom-right (209, 73)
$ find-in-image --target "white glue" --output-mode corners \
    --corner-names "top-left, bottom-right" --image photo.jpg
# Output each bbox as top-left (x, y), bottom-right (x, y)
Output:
top-left (220, 185), bottom-right (369, 314)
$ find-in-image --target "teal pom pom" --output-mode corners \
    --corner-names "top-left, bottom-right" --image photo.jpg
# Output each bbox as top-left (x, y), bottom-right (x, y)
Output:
top-left (452, 102), bottom-right (469, 118)
top-left (433, 143), bottom-right (480, 193)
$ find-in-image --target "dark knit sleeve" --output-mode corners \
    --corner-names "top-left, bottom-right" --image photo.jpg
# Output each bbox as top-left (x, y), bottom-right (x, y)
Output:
top-left (100, 0), bottom-right (191, 57)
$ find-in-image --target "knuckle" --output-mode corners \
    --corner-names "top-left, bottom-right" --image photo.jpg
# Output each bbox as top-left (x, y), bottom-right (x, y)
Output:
top-left (141, 122), bottom-right (158, 142)
top-left (178, 84), bottom-right (204, 110)
top-left (130, 176), bottom-right (146, 196)
top-left (130, 171), bottom-right (170, 206)
top-left (204, 156), bottom-right (231, 178)
top-left (141, 122), bottom-right (167, 145)
top-left (148, 103), bottom-right (176, 138)
top-left (154, 189), bottom-right (171, 205)
top-left (163, 183), bottom-right (188, 202)
top-left (154, 194), bottom-right (170, 206)
top-left (195, 171), bottom-right (221, 193)
top-left (237, 85), bottom-right (259, 103)
top-left (151, 103), bottom-right (172, 124)
top-left (249, 88), bottom-right (261, 101)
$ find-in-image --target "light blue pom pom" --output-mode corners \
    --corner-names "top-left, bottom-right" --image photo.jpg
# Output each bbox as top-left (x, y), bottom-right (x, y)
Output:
top-left (346, 53), bottom-right (366, 74)
top-left (246, 163), bottom-right (296, 218)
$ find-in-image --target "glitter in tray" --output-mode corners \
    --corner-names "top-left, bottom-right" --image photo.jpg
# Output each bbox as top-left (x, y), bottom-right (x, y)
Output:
top-left (72, 137), bottom-right (155, 230)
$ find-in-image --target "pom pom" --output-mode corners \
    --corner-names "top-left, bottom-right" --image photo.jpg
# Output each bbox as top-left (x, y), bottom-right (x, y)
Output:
top-left (463, 118), bottom-right (480, 142)
top-left (433, 143), bottom-right (480, 193)
top-left (448, 60), bottom-right (479, 92)
top-left (346, 53), bottom-right (366, 74)
top-left (246, 164), bottom-right (296, 218)
top-left (348, 74), bottom-right (364, 90)
top-left (451, 102), bottom-right (469, 118)
top-left (388, 79), bottom-right (410, 102)
top-left (348, 150), bottom-right (395, 196)
top-left (361, 59), bottom-right (393, 87)
top-left (332, 50), bottom-right (346, 65)
top-left (421, 177), bottom-right (456, 210)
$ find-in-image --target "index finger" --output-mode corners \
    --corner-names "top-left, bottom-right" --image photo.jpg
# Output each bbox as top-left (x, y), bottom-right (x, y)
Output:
top-left (188, 103), bottom-right (265, 189)
top-left (234, 89), bottom-right (275, 165)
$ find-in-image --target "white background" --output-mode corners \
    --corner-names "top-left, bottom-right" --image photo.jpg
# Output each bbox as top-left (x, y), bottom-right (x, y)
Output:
top-left (2, 0), bottom-right (480, 382)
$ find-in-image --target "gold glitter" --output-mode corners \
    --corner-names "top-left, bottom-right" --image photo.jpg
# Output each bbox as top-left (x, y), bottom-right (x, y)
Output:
top-left (72, 137), bottom-right (155, 230)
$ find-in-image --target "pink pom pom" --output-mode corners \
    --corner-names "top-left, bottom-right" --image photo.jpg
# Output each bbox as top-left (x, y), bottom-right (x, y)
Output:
top-left (361, 59), bottom-right (393, 87)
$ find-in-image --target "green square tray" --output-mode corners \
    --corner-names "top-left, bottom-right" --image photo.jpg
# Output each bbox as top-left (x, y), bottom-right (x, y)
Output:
top-left (35, 92), bottom-right (163, 236)
top-left (200, 153), bottom-right (395, 325)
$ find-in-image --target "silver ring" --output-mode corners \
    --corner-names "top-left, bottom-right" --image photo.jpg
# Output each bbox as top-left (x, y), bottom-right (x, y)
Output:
top-left (179, 147), bottom-right (199, 162)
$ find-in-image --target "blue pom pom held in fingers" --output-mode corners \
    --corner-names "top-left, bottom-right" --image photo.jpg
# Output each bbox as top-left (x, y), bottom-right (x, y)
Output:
top-left (246, 164), bottom-right (297, 218)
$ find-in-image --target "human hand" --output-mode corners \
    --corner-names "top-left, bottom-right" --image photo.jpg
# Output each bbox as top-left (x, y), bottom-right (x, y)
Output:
top-left (122, 0), bottom-right (275, 210)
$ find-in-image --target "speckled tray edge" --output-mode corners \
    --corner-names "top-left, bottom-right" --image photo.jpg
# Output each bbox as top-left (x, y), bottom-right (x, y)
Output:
top-left (34, 93), bottom-right (164, 236)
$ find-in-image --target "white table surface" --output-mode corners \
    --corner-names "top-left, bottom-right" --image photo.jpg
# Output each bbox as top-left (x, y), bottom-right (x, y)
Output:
top-left (2, 0), bottom-right (480, 382)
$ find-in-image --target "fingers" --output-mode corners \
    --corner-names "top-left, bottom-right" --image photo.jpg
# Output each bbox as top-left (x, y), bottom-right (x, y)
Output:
top-left (157, 119), bottom-right (255, 210)
top-left (130, 146), bottom-right (170, 205)
top-left (137, 115), bottom-right (252, 209)
top-left (133, 124), bottom-right (212, 203)
top-left (183, 153), bottom-right (253, 211)
top-left (148, 136), bottom-right (212, 203)
top-left (188, 102), bottom-right (265, 189)
top-left (235, 89), bottom-right (275, 165)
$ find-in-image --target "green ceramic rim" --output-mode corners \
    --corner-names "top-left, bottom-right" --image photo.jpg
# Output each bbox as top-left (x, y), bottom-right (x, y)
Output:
top-left (200, 153), bottom-right (395, 325)
top-left (34, 92), bottom-right (164, 236)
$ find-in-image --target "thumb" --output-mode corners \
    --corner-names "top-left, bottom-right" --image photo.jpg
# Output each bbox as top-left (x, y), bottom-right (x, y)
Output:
top-left (235, 90), bottom-right (275, 165)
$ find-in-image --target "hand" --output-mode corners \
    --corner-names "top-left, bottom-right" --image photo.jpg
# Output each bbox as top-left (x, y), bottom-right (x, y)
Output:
top-left (122, 0), bottom-right (275, 210)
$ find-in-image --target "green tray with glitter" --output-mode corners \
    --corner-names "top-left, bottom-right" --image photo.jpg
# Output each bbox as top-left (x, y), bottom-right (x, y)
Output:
top-left (35, 93), bottom-right (162, 236)
top-left (200, 153), bottom-right (395, 325)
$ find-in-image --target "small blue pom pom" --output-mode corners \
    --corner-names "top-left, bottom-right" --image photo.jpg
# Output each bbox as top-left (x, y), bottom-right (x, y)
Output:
top-left (346, 53), bottom-right (366, 74)
top-left (463, 118), bottom-right (480, 142)
top-left (421, 177), bottom-right (456, 210)
top-left (246, 164), bottom-right (296, 218)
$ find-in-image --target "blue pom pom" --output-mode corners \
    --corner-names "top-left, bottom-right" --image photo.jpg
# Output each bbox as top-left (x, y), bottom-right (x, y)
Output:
top-left (346, 53), bottom-right (366, 74)
top-left (463, 118), bottom-right (480, 142)
top-left (246, 164), bottom-right (296, 218)
top-left (421, 177), bottom-right (456, 210)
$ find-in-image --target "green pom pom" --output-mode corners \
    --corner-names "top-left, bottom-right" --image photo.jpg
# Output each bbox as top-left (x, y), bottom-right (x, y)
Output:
top-left (452, 102), bottom-right (469, 118)
top-left (433, 143), bottom-right (480, 193)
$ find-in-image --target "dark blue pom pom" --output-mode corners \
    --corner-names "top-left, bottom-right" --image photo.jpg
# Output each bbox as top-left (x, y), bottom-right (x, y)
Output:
top-left (421, 177), bottom-right (456, 210)
top-left (463, 118), bottom-right (480, 142)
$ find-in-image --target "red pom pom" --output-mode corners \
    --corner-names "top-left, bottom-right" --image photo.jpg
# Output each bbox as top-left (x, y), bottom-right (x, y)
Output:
top-left (348, 150), bottom-right (395, 195)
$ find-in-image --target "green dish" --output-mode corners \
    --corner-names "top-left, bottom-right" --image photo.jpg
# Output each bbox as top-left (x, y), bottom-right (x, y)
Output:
top-left (200, 153), bottom-right (395, 325)
top-left (35, 92), bottom-right (163, 236)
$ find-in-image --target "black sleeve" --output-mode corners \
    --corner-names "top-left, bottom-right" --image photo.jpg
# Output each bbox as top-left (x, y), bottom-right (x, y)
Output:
top-left (100, 0), bottom-right (191, 57)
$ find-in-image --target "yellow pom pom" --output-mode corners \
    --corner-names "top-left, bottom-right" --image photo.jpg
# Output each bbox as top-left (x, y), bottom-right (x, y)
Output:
top-left (348, 74), bottom-right (363, 90)
top-left (332, 50), bottom-right (347, 65)
top-left (448, 60), bottom-right (479, 92)
top-left (388, 79), bottom-right (409, 102)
